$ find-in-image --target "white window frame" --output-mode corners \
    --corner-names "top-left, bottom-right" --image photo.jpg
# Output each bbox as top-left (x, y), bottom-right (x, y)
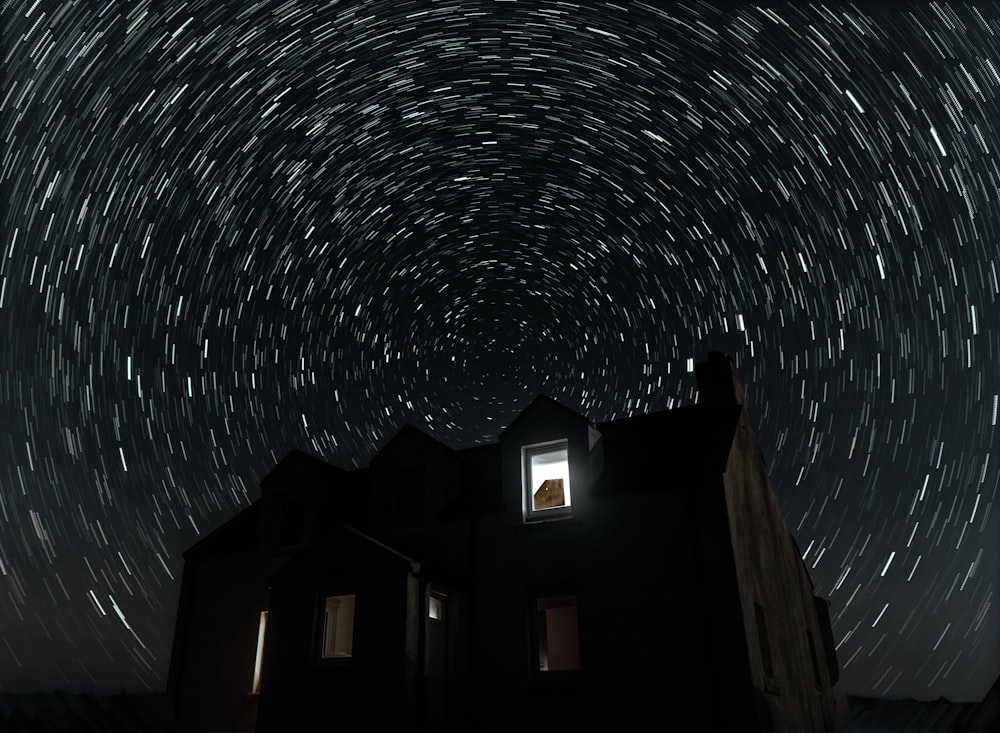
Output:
top-left (319, 593), bottom-right (356, 659)
top-left (521, 439), bottom-right (572, 522)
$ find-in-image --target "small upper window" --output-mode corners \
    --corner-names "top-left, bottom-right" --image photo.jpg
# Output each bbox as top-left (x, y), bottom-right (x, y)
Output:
top-left (428, 593), bottom-right (445, 622)
top-left (522, 440), bottom-right (571, 521)
top-left (320, 594), bottom-right (355, 658)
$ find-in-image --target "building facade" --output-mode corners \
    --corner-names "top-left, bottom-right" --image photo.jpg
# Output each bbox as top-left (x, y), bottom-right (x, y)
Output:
top-left (168, 353), bottom-right (849, 731)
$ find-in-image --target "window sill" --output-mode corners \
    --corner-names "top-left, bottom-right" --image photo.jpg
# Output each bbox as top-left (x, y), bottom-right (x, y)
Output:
top-left (522, 507), bottom-right (574, 524)
top-left (534, 667), bottom-right (583, 677)
top-left (316, 656), bottom-right (354, 667)
top-left (518, 516), bottom-right (576, 533)
top-left (528, 669), bottom-right (586, 689)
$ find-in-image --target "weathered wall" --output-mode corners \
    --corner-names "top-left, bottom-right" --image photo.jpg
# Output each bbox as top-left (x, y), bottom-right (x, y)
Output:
top-left (723, 403), bottom-right (840, 733)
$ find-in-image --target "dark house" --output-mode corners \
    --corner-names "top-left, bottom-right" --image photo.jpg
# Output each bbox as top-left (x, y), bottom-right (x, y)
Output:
top-left (168, 353), bottom-right (849, 731)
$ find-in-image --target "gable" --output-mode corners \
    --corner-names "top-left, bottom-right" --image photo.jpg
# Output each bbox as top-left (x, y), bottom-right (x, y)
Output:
top-left (260, 449), bottom-right (345, 497)
top-left (182, 501), bottom-right (261, 559)
top-left (499, 394), bottom-right (589, 441)
top-left (370, 422), bottom-right (454, 468)
top-left (267, 523), bottom-right (416, 589)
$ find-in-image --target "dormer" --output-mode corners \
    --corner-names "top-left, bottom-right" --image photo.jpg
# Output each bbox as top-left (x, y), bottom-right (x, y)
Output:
top-left (499, 396), bottom-right (601, 524)
top-left (258, 449), bottom-right (346, 554)
top-left (368, 423), bottom-right (459, 534)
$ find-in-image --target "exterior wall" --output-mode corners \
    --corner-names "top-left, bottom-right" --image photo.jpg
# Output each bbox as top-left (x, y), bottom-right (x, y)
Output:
top-left (723, 404), bottom-right (840, 733)
top-left (367, 430), bottom-right (476, 589)
top-left (255, 545), bottom-right (414, 731)
top-left (578, 489), bottom-right (717, 720)
top-left (467, 403), bottom-right (716, 726)
top-left (171, 551), bottom-right (270, 733)
top-left (691, 470), bottom-right (762, 730)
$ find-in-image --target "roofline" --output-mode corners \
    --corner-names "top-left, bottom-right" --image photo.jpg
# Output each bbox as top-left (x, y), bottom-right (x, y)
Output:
top-left (369, 420), bottom-right (453, 465)
top-left (181, 500), bottom-right (258, 559)
top-left (498, 393), bottom-right (591, 438)
top-left (341, 523), bottom-right (420, 574)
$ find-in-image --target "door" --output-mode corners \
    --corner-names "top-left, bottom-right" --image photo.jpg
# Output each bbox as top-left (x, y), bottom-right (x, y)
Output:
top-left (425, 585), bottom-right (469, 723)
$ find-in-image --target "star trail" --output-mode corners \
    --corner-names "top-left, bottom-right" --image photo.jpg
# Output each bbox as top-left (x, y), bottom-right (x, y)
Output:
top-left (3, 0), bottom-right (998, 702)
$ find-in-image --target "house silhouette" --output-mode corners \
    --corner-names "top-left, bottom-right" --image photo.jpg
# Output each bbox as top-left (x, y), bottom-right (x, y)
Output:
top-left (168, 352), bottom-right (849, 731)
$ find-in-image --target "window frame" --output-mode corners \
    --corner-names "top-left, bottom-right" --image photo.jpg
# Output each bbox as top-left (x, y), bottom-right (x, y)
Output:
top-left (754, 602), bottom-right (780, 695)
top-left (428, 591), bottom-right (446, 623)
top-left (521, 439), bottom-right (573, 523)
top-left (317, 592), bottom-right (357, 662)
top-left (807, 628), bottom-right (823, 690)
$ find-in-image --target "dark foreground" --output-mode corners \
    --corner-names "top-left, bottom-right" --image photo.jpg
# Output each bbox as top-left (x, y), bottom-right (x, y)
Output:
top-left (0, 689), bottom-right (997, 732)
top-left (0, 691), bottom-right (177, 733)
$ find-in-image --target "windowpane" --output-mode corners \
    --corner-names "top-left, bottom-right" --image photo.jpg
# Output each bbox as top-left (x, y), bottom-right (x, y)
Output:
top-left (755, 602), bottom-right (779, 694)
top-left (321, 594), bottom-right (355, 658)
top-left (523, 442), bottom-right (571, 516)
top-left (807, 629), bottom-right (822, 687)
top-left (754, 602), bottom-right (773, 677)
top-left (428, 594), bottom-right (444, 621)
top-left (537, 595), bottom-right (580, 671)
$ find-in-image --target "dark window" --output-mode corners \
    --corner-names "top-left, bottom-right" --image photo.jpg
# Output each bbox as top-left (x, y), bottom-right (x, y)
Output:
top-left (755, 602), bottom-right (779, 695)
top-left (277, 497), bottom-right (305, 548)
top-left (807, 629), bottom-right (822, 688)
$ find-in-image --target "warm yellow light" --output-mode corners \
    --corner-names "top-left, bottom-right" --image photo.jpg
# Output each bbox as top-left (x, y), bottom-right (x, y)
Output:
top-left (252, 611), bottom-right (267, 694)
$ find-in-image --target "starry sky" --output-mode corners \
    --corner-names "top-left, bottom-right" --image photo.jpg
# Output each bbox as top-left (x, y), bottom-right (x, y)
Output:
top-left (3, 0), bottom-right (998, 702)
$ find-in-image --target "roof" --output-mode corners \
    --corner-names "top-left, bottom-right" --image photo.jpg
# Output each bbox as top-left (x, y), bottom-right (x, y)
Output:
top-left (370, 421), bottom-right (455, 467)
top-left (259, 448), bottom-right (345, 494)
top-left (183, 355), bottom-right (749, 556)
top-left (182, 501), bottom-right (260, 559)
top-left (499, 394), bottom-right (589, 438)
top-left (592, 403), bottom-right (742, 492)
top-left (266, 522), bottom-right (419, 587)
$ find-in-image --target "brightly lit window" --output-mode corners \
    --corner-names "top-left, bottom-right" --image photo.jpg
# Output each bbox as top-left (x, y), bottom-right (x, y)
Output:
top-left (522, 440), bottom-right (571, 521)
top-left (321, 594), bottom-right (355, 658)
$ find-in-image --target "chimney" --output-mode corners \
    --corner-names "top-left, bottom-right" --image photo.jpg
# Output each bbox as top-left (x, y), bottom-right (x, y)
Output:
top-left (695, 352), bottom-right (746, 407)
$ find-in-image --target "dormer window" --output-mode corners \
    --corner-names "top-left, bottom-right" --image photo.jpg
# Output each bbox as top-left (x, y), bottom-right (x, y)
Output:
top-left (522, 440), bottom-right (571, 522)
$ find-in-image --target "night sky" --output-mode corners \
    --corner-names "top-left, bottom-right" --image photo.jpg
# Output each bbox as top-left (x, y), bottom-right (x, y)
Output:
top-left (3, 0), bottom-right (998, 702)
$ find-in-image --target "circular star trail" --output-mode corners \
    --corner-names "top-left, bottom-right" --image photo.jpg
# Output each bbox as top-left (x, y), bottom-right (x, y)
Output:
top-left (3, 0), bottom-right (998, 700)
